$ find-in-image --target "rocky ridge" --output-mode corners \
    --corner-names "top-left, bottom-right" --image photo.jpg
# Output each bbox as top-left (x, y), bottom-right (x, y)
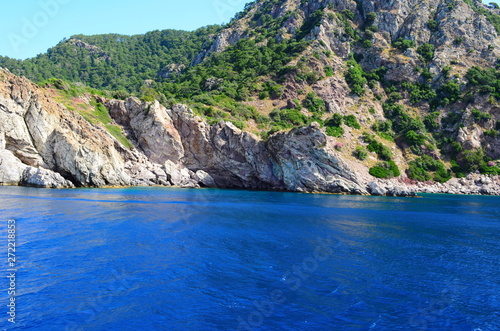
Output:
top-left (194, 0), bottom-right (500, 161)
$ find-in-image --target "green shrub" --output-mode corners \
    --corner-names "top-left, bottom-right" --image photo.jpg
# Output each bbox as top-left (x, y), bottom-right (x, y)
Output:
top-left (456, 148), bottom-right (500, 175)
top-left (292, 98), bottom-right (302, 110)
top-left (480, 161), bottom-right (500, 175)
top-left (387, 160), bottom-right (401, 177)
top-left (270, 108), bottom-right (308, 128)
top-left (354, 146), bottom-right (368, 160)
top-left (466, 66), bottom-right (500, 99)
top-left (324, 66), bottom-right (334, 77)
top-left (387, 92), bottom-right (403, 103)
top-left (438, 81), bottom-right (461, 103)
top-left (421, 68), bottom-right (434, 80)
top-left (364, 134), bottom-right (392, 160)
top-left (463, 0), bottom-right (500, 34)
top-left (326, 126), bottom-right (344, 137)
top-left (369, 161), bottom-right (400, 178)
top-left (325, 113), bottom-right (344, 138)
top-left (427, 19), bottom-right (438, 31)
top-left (417, 43), bottom-right (435, 62)
top-left (112, 90), bottom-right (130, 100)
top-left (471, 108), bottom-right (492, 122)
top-left (366, 66), bottom-right (387, 82)
top-left (393, 38), bottom-right (415, 51)
top-left (296, 9), bottom-right (324, 40)
top-left (325, 113), bottom-right (343, 127)
top-left (343, 9), bottom-right (354, 20)
top-left (460, 148), bottom-right (486, 173)
top-left (442, 66), bottom-right (452, 78)
top-left (259, 91), bottom-right (270, 99)
top-left (382, 102), bottom-right (427, 139)
top-left (442, 111), bottom-right (463, 127)
top-left (485, 129), bottom-right (498, 137)
top-left (408, 155), bottom-right (451, 182)
top-left (345, 59), bottom-right (367, 96)
top-left (451, 160), bottom-right (466, 178)
top-left (402, 82), bottom-right (437, 104)
top-left (231, 120), bottom-right (245, 130)
top-left (454, 36), bottom-right (465, 45)
top-left (303, 92), bottom-right (326, 113)
top-left (424, 112), bottom-right (440, 131)
top-left (377, 132), bottom-right (395, 142)
top-left (405, 130), bottom-right (427, 147)
top-left (264, 81), bottom-right (285, 98)
top-left (365, 12), bottom-right (377, 25)
top-left (369, 166), bottom-right (389, 178)
top-left (343, 115), bottom-right (361, 129)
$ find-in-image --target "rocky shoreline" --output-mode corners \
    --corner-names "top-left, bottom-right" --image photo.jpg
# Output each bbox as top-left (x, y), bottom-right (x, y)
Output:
top-left (0, 69), bottom-right (499, 197)
top-left (2, 174), bottom-right (500, 198)
top-left (368, 174), bottom-right (500, 197)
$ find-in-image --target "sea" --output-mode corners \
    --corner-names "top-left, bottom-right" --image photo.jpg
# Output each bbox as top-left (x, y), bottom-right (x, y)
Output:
top-left (0, 186), bottom-right (499, 331)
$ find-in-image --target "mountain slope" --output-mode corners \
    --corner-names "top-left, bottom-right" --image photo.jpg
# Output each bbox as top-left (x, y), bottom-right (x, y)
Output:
top-left (0, 26), bottom-right (221, 92)
top-left (176, 0), bottom-right (500, 180)
top-left (2, 0), bottom-right (500, 189)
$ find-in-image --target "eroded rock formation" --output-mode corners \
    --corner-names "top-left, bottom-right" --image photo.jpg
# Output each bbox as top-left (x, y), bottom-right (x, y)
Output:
top-left (0, 68), bottom-right (370, 194)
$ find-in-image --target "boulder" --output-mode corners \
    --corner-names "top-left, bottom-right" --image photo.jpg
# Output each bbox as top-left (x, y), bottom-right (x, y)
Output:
top-left (21, 167), bottom-right (74, 188)
top-left (368, 181), bottom-right (387, 196)
top-left (0, 150), bottom-right (27, 185)
top-left (195, 170), bottom-right (216, 188)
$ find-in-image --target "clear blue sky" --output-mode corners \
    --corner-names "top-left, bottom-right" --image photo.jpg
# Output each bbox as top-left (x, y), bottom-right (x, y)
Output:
top-left (0, 0), bottom-right (248, 60)
top-left (2, 0), bottom-right (500, 60)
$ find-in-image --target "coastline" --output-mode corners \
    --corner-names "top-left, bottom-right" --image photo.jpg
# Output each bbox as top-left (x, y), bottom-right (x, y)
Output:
top-left (2, 172), bottom-right (499, 197)
top-left (368, 173), bottom-right (500, 196)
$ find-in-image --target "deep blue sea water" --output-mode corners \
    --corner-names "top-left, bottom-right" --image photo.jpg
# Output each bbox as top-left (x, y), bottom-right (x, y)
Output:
top-left (0, 186), bottom-right (499, 331)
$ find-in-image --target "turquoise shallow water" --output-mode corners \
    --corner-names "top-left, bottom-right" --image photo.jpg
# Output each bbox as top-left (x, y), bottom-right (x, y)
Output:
top-left (0, 186), bottom-right (499, 330)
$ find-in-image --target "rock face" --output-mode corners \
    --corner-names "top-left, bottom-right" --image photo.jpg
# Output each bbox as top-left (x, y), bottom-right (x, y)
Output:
top-left (0, 70), bottom-right (130, 188)
top-left (0, 65), bottom-right (498, 197)
top-left (266, 123), bottom-right (367, 194)
top-left (415, 174), bottom-right (500, 195)
top-left (0, 68), bottom-right (370, 194)
top-left (1, 66), bottom-right (498, 196)
top-left (107, 97), bottom-right (368, 194)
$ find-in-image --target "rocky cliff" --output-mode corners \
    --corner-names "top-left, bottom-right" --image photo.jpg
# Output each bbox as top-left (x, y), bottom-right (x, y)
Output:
top-left (0, 68), bottom-right (374, 194)
top-left (187, 0), bottom-right (500, 192)
top-left (2, 67), bottom-right (498, 195)
top-left (2, 0), bottom-right (500, 196)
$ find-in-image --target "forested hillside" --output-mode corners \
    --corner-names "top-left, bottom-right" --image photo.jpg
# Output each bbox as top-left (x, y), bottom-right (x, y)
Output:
top-left (0, 26), bottom-right (221, 92)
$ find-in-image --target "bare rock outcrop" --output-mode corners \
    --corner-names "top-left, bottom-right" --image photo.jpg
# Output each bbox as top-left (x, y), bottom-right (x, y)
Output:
top-left (0, 67), bottom-right (370, 194)
top-left (1, 66), bottom-right (497, 196)
top-left (0, 69), bottom-right (129, 187)
top-left (110, 97), bottom-right (366, 194)
top-left (0, 149), bottom-right (26, 185)
top-left (266, 123), bottom-right (367, 194)
top-left (21, 167), bottom-right (74, 188)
